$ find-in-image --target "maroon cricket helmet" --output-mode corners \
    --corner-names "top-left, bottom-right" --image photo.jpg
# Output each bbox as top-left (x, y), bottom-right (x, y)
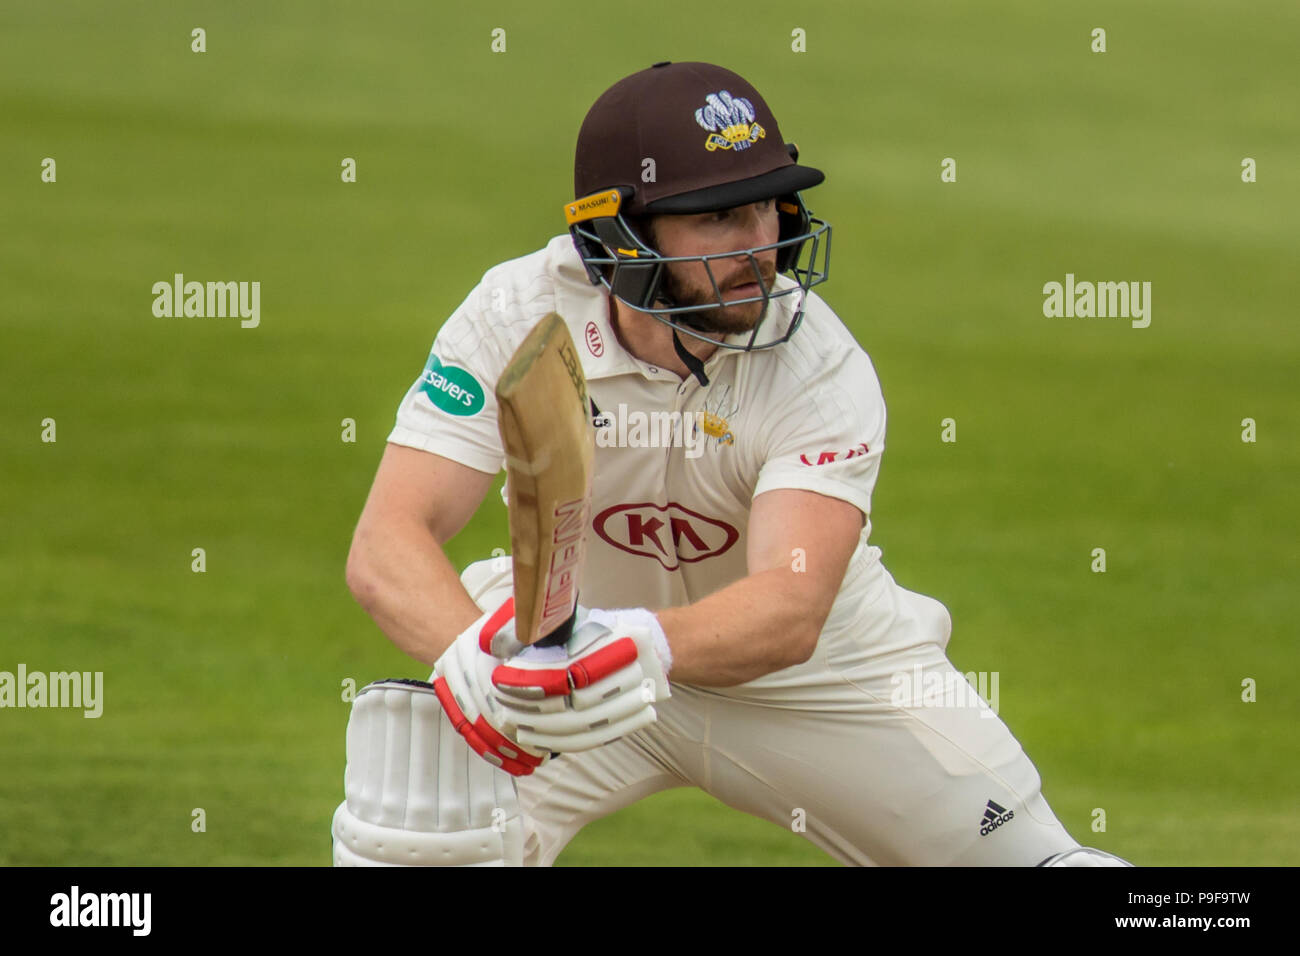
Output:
top-left (574, 60), bottom-right (824, 214)
top-left (565, 61), bottom-right (832, 363)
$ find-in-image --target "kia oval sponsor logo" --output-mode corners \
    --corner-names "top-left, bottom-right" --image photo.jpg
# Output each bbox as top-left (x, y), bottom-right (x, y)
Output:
top-left (594, 502), bottom-right (739, 570)
top-left (584, 321), bottom-right (604, 357)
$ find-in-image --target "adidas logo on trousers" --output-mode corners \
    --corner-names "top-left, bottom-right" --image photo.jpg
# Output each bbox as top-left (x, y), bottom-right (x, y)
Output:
top-left (980, 799), bottom-right (1015, 836)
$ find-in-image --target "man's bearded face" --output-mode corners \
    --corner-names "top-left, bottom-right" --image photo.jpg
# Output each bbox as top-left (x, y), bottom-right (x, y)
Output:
top-left (647, 200), bottom-right (781, 336)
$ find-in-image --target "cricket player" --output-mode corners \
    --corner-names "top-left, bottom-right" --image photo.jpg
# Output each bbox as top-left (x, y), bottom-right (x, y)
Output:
top-left (334, 61), bottom-right (1129, 867)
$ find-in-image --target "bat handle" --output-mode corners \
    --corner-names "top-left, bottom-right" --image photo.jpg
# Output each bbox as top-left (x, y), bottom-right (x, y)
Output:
top-left (533, 604), bottom-right (578, 648)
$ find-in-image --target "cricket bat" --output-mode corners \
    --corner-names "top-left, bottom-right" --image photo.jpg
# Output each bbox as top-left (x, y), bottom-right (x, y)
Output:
top-left (495, 313), bottom-right (594, 648)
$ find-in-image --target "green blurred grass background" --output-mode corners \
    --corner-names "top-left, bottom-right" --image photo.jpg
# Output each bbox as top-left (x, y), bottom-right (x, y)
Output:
top-left (1, 0), bottom-right (1296, 865)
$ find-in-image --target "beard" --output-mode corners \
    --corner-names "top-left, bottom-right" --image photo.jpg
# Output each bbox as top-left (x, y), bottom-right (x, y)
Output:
top-left (657, 259), bottom-right (777, 336)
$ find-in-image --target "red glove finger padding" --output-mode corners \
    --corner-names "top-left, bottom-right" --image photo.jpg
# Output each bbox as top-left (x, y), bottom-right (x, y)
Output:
top-left (432, 674), bottom-right (544, 777)
top-left (493, 637), bottom-right (640, 698)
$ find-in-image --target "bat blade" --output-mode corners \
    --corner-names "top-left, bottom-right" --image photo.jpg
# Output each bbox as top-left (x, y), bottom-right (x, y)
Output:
top-left (495, 313), bottom-right (593, 647)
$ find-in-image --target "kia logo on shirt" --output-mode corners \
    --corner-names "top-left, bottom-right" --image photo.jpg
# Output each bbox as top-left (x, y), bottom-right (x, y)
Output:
top-left (594, 502), bottom-right (739, 570)
top-left (585, 321), bottom-right (605, 357)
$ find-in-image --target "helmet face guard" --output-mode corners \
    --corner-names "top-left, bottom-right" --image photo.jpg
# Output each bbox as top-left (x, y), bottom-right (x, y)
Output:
top-left (566, 186), bottom-right (831, 351)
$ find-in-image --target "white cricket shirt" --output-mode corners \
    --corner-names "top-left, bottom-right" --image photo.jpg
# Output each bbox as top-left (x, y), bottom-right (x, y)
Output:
top-left (390, 235), bottom-right (949, 695)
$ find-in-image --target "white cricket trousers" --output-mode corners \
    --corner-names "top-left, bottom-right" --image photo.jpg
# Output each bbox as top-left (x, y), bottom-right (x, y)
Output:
top-left (514, 644), bottom-right (1078, 866)
top-left (461, 560), bottom-right (1080, 866)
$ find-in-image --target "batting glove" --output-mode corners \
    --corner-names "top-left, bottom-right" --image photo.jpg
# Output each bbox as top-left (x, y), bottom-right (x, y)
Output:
top-left (491, 607), bottom-right (673, 753)
top-left (431, 597), bottom-right (550, 777)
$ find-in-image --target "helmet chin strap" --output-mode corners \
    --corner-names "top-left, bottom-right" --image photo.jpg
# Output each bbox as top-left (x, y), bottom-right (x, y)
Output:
top-left (656, 293), bottom-right (711, 387)
top-left (671, 328), bottom-right (710, 387)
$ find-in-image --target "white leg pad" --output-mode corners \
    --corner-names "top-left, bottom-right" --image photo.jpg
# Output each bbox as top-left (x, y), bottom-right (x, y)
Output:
top-left (332, 679), bottom-right (523, 866)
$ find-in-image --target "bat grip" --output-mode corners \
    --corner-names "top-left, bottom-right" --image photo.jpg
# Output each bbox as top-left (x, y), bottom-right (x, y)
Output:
top-left (534, 603), bottom-right (578, 648)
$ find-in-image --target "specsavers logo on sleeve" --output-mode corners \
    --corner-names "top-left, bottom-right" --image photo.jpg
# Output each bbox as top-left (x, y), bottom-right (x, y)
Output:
top-left (419, 353), bottom-right (485, 416)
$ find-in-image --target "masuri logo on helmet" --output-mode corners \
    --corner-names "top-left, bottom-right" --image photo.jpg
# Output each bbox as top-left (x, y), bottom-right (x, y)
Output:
top-left (566, 61), bottom-right (831, 356)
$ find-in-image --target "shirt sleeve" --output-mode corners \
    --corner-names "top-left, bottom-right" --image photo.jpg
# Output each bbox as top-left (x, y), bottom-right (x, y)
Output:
top-left (752, 344), bottom-right (887, 519)
top-left (387, 289), bottom-right (510, 475)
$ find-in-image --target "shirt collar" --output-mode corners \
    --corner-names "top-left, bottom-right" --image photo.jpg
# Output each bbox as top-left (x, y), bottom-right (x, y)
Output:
top-left (549, 235), bottom-right (645, 382)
